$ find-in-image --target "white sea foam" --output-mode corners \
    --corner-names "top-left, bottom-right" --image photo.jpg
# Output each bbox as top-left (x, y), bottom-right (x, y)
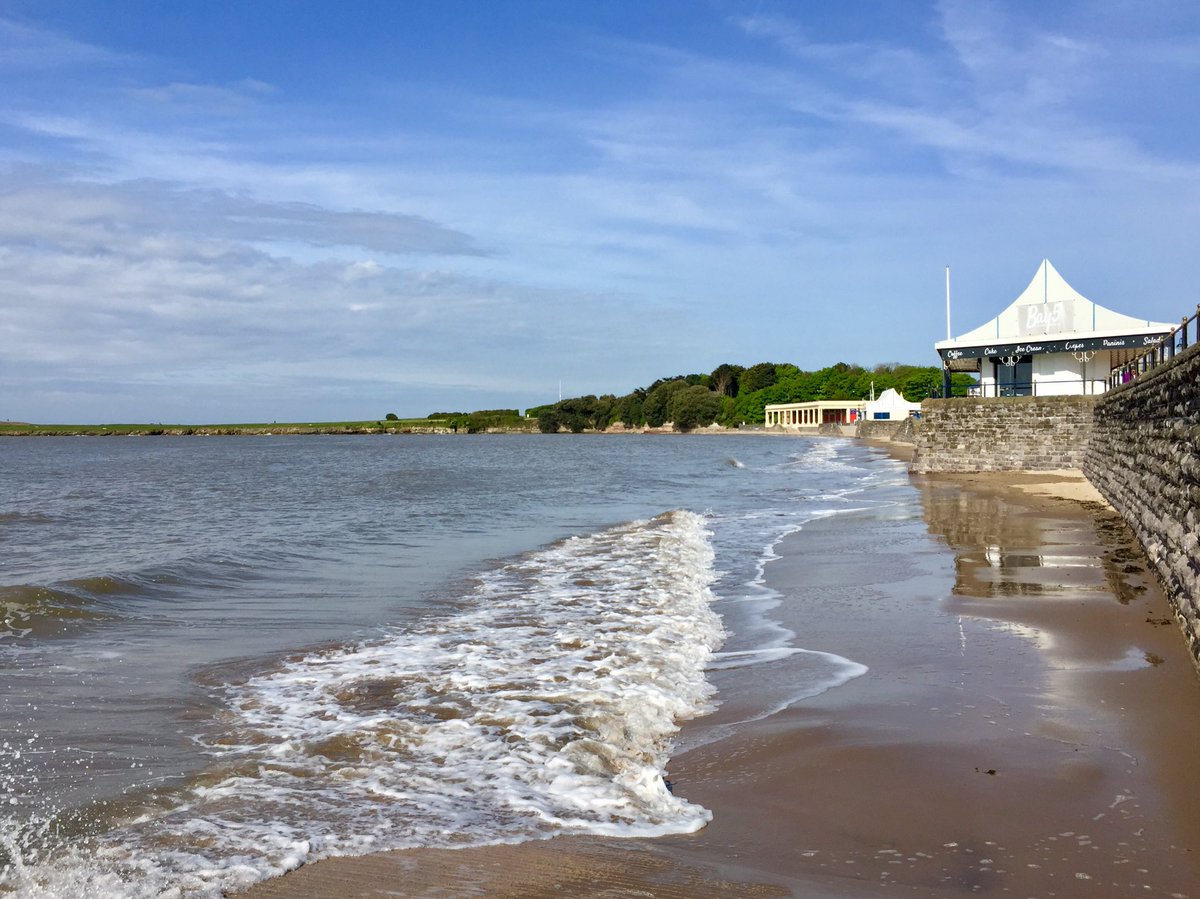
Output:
top-left (2, 510), bottom-right (725, 898)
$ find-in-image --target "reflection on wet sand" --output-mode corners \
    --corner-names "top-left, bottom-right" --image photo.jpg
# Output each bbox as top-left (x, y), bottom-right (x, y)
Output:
top-left (921, 475), bottom-right (1149, 605)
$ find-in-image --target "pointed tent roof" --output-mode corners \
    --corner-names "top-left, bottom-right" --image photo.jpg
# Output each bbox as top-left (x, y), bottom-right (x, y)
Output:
top-left (865, 387), bottom-right (920, 417)
top-left (936, 260), bottom-right (1174, 363)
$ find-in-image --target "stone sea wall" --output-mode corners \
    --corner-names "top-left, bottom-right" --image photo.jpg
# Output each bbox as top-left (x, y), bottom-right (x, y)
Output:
top-left (909, 396), bottom-right (1096, 473)
top-left (855, 419), bottom-right (905, 440)
top-left (856, 417), bottom-right (919, 443)
top-left (1084, 342), bottom-right (1200, 664)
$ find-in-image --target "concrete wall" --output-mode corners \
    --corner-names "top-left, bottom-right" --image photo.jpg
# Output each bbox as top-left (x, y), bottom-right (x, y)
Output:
top-left (910, 396), bottom-right (1096, 473)
top-left (1084, 342), bottom-right (1200, 664)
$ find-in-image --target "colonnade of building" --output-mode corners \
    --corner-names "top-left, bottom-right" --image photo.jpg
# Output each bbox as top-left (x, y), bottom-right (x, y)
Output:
top-left (765, 406), bottom-right (823, 427)
top-left (763, 402), bottom-right (866, 428)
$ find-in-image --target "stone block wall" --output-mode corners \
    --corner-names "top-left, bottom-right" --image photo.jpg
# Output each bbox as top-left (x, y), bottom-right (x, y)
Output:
top-left (856, 417), bottom-right (920, 443)
top-left (856, 419), bottom-right (905, 440)
top-left (1084, 342), bottom-right (1200, 665)
top-left (910, 396), bottom-right (1096, 473)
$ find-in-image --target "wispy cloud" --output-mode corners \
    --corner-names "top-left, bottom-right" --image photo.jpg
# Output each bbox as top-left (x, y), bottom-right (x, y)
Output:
top-left (0, 172), bottom-right (484, 256)
top-left (0, 168), bottom-right (701, 420)
top-left (729, 1), bottom-right (1197, 183)
top-left (129, 78), bottom-right (278, 113)
top-left (0, 17), bottom-right (128, 70)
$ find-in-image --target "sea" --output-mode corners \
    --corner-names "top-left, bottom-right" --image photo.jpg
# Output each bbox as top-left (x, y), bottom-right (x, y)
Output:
top-left (0, 434), bottom-right (905, 897)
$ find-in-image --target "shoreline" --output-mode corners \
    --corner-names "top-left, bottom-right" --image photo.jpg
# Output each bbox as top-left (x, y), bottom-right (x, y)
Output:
top-left (241, 451), bottom-right (1200, 898)
top-left (0, 424), bottom-right (807, 437)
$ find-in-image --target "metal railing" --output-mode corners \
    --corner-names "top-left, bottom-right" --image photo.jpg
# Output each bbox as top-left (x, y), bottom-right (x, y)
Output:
top-left (1110, 303), bottom-right (1200, 390)
top-left (937, 377), bottom-right (1109, 398)
top-left (988, 378), bottom-right (1109, 397)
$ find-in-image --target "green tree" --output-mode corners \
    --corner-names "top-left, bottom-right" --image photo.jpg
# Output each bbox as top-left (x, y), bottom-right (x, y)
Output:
top-left (643, 379), bottom-right (688, 427)
top-left (610, 393), bottom-right (644, 427)
top-left (709, 363), bottom-right (743, 397)
top-left (668, 385), bottom-right (722, 430)
top-left (594, 394), bottom-right (617, 428)
top-left (525, 361), bottom-right (962, 431)
top-left (557, 395), bottom-right (598, 427)
top-left (739, 362), bottom-right (778, 393)
top-left (716, 395), bottom-right (739, 427)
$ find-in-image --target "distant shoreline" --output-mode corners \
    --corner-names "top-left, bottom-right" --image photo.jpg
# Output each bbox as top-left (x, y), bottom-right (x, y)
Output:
top-left (1, 424), bottom-right (458, 437)
top-left (0, 422), bottom-right (810, 437)
top-left (0, 420), bottom-right (477, 437)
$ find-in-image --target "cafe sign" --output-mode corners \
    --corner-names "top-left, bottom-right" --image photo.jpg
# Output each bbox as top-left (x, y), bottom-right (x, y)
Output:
top-left (938, 332), bottom-right (1168, 362)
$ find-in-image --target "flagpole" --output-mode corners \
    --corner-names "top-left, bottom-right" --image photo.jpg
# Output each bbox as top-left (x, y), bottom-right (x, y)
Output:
top-left (945, 266), bottom-right (951, 340)
top-left (942, 266), bottom-right (952, 399)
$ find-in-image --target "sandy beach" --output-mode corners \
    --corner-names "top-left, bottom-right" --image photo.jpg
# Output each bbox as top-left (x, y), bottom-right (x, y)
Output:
top-left (242, 446), bottom-right (1200, 898)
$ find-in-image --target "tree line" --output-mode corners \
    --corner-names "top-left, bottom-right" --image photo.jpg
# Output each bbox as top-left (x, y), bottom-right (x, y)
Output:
top-left (527, 362), bottom-right (975, 432)
top-left (422, 409), bottom-right (534, 433)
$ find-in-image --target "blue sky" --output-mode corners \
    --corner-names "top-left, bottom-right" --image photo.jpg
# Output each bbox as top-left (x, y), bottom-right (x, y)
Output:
top-left (1, 0), bottom-right (1198, 422)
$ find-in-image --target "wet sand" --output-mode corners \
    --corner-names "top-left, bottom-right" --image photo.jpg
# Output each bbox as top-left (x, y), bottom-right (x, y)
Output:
top-left (242, 449), bottom-right (1200, 898)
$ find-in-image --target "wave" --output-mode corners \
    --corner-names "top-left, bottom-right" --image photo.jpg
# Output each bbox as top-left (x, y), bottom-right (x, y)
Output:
top-left (0, 585), bottom-right (120, 639)
top-left (0, 549), bottom-right (305, 640)
top-left (2, 510), bottom-right (726, 897)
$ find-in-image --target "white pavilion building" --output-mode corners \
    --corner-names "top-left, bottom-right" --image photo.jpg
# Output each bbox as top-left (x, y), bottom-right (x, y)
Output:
top-left (936, 260), bottom-right (1175, 397)
top-left (763, 388), bottom-right (921, 430)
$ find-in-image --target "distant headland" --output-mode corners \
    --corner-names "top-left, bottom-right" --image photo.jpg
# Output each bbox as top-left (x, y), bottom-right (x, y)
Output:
top-left (2, 361), bottom-right (966, 436)
top-left (0, 417), bottom-right (494, 437)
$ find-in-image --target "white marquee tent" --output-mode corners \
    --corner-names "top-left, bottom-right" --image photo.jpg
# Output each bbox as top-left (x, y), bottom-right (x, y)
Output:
top-left (864, 388), bottom-right (920, 420)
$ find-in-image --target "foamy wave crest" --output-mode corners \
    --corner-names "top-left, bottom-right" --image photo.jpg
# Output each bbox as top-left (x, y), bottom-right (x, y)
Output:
top-left (2, 510), bottom-right (724, 898)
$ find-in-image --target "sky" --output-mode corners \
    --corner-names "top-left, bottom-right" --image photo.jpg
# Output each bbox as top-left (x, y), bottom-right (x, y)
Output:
top-left (1, 0), bottom-right (1198, 423)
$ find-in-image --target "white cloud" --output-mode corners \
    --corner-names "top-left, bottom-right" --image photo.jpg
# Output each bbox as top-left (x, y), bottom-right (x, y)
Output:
top-left (0, 17), bottom-right (128, 70)
top-left (0, 172), bottom-right (484, 257)
top-left (0, 170), bottom-right (702, 420)
top-left (129, 79), bottom-right (278, 113)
